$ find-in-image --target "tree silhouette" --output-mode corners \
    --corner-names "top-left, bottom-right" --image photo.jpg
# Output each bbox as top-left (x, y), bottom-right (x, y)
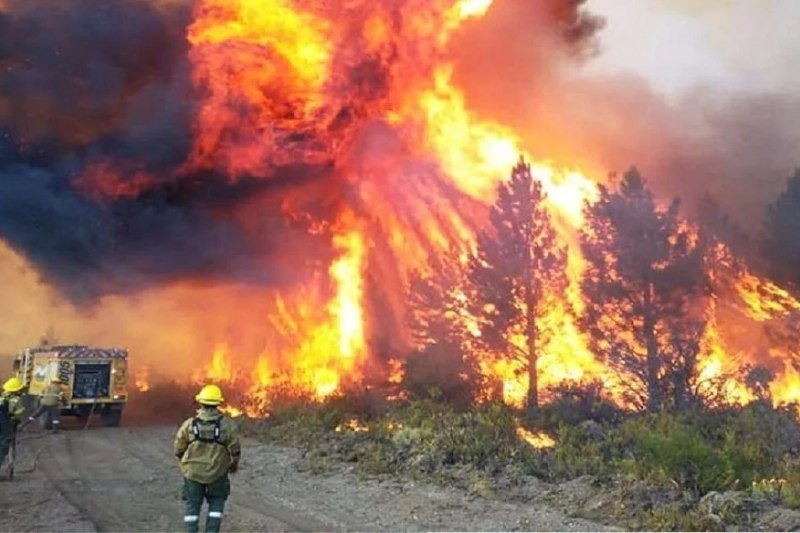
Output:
top-left (469, 158), bottom-right (567, 415)
top-left (580, 168), bottom-right (708, 411)
top-left (763, 169), bottom-right (800, 289)
top-left (406, 246), bottom-right (477, 403)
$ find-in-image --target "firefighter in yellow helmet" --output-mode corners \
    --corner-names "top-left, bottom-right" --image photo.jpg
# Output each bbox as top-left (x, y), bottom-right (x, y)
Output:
top-left (1, 377), bottom-right (27, 474)
top-left (29, 377), bottom-right (67, 432)
top-left (174, 384), bottom-right (240, 533)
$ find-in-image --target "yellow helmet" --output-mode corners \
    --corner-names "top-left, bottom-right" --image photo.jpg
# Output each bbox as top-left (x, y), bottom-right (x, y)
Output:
top-left (3, 377), bottom-right (24, 393)
top-left (195, 384), bottom-right (224, 405)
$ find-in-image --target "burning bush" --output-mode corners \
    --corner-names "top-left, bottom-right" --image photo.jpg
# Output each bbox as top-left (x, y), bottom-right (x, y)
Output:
top-left (244, 398), bottom-right (546, 484)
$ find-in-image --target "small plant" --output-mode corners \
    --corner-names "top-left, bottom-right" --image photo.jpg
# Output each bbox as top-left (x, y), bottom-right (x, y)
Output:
top-left (247, 394), bottom-right (800, 532)
top-left (626, 422), bottom-right (731, 495)
top-left (635, 503), bottom-right (724, 532)
top-left (752, 476), bottom-right (800, 509)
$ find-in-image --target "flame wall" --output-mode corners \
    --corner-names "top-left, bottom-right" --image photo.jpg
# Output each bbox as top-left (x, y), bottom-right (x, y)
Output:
top-left (1, 0), bottom-right (799, 409)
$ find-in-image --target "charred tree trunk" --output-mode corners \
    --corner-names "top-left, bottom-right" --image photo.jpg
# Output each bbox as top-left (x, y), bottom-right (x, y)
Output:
top-left (522, 182), bottom-right (539, 418)
top-left (672, 357), bottom-right (691, 410)
top-left (524, 261), bottom-right (539, 417)
top-left (526, 295), bottom-right (538, 417)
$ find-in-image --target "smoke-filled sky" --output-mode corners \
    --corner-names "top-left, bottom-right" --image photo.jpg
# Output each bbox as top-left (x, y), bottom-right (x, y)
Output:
top-left (590, 0), bottom-right (800, 97)
top-left (1, 0), bottom-right (798, 307)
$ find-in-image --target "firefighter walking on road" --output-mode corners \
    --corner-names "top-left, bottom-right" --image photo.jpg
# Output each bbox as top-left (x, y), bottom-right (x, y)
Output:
top-left (1, 377), bottom-right (27, 474)
top-left (29, 377), bottom-right (66, 432)
top-left (174, 384), bottom-right (241, 533)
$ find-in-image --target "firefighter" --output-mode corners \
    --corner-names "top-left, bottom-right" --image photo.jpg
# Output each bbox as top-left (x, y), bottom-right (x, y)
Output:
top-left (1, 377), bottom-right (27, 471)
top-left (29, 377), bottom-right (66, 432)
top-left (174, 384), bottom-right (241, 533)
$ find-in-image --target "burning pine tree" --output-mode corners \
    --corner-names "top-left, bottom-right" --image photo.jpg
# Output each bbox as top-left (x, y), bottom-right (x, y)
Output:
top-left (580, 170), bottom-right (709, 411)
top-left (469, 158), bottom-right (567, 415)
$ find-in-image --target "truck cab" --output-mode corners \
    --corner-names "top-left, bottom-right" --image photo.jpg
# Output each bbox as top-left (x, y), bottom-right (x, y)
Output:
top-left (14, 345), bottom-right (128, 427)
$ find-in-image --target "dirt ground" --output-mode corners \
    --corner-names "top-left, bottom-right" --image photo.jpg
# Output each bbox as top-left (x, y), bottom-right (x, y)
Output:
top-left (0, 422), bottom-right (619, 532)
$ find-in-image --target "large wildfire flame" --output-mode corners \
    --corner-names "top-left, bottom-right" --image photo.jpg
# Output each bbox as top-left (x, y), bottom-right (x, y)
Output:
top-left (3, 0), bottom-right (800, 416)
top-left (180, 0), bottom-right (610, 410)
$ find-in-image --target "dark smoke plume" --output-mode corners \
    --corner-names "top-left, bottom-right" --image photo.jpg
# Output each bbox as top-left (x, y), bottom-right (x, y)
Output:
top-left (0, 0), bottom-right (335, 302)
top-left (0, 0), bottom-right (603, 304)
top-left (5, 0), bottom-right (796, 307)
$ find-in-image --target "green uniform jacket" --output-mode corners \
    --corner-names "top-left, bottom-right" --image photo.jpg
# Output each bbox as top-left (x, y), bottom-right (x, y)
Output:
top-left (1, 393), bottom-right (26, 420)
top-left (1, 393), bottom-right (25, 436)
top-left (174, 408), bottom-right (241, 484)
top-left (40, 383), bottom-right (66, 407)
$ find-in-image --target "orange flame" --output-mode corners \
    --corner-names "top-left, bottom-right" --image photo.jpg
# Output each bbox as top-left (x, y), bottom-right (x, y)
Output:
top-left (388, 358), bottom-right (405, 385)
top-left (335, 418), bottom-right (369, 433)
top-left (187, 0), bottom-right (334, 175)
top-left (516, 424), bottom-right (556, 449)
top-left (135, 368), bottom-right (150, 393)
top-left (12, 0), bottom-right (800, 419)
top-left (220, 405), bottom-right (244, 418)
top-left (205, 343), bottom-right (235, 383)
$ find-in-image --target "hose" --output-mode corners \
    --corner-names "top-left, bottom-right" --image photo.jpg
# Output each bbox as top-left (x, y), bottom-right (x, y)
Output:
top-left (14, 397), bottom-right (99, 475)
top-left (82, 398), bottom-right (99, 431)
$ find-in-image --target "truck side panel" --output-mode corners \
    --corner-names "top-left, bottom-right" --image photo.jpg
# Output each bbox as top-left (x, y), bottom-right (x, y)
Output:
top-left (28, 356), bottom-right (73, 397)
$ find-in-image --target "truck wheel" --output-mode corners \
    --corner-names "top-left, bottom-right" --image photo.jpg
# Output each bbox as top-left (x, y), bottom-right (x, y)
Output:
top-left (102, 409), bottom-right (122, 427)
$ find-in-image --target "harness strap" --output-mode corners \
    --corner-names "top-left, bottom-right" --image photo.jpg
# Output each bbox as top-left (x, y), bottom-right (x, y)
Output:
top-left (190, 417), bottom-right (222, 444)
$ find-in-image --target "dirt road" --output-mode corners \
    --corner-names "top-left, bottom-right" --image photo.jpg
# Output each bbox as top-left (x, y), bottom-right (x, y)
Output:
top-left (1, 425), bottom-right (618, 532)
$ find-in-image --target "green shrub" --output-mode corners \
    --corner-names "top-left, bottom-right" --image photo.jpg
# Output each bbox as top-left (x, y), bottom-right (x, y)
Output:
top-left (250, 400), bottom-right (351, 445)
top-left (550, 423), bottom-right (614, 478)
top-left (635, 503), bottom-right (724, 532)
top-left (778, 459), bottom-right (800, 509)
top-left (248, 395), bottom-right (800, 518)
top-left (384, 401), bottom-right (533, 475)
top-left (719, 430), bottom-right (770, 487)
top-left (626, 422), bottom-right (732, 495)
top-left (752, 459), bottom-right (800, 510)
top-left (537, 380), bottom-right (627, 429)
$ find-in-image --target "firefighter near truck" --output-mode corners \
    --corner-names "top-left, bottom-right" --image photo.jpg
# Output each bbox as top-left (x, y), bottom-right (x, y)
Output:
top-left (13, 345), bottom-right (128, 427)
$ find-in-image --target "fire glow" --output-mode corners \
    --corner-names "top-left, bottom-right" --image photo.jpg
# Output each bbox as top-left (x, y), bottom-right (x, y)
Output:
top-left (5, 0), bottom-right (800, 419)
top-left (102, 0), bottom-right (800, 411)
top-left (182, 0), bottom-right (585, 407)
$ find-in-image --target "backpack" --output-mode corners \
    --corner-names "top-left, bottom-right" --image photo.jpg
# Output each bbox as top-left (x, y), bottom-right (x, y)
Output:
top-left (190, 417), bottom-right (223, 444)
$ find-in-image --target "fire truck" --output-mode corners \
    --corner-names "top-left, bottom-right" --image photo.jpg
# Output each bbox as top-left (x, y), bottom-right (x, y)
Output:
top-left (13, 344), bottom-right (128, 427)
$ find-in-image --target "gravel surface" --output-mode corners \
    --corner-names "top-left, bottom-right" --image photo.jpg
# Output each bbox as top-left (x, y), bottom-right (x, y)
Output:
top-left (1, 424), bottom-right (621, 532)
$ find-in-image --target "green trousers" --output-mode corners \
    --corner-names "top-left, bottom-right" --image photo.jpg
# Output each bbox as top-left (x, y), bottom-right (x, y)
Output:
top-left (0, 432), bottom-right (11, 470)
top-left (182, 475), bottom-right (230, 533)
top-left (32, 405), bottom-right (61, 430)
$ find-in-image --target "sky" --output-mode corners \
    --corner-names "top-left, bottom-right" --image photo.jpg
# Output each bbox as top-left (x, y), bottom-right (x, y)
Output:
top-left (588, 0), bottom-right (800, 98)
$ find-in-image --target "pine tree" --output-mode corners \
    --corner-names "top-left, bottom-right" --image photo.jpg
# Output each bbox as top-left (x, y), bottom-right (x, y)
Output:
top-left (406, 246), bottom-right (477, 402)
top-left (763, 169), bottom-right (800, 288)
top-left (469, 158), bottom-right (567, 415)
top-left (580, 168), bottom-right (708, 411)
